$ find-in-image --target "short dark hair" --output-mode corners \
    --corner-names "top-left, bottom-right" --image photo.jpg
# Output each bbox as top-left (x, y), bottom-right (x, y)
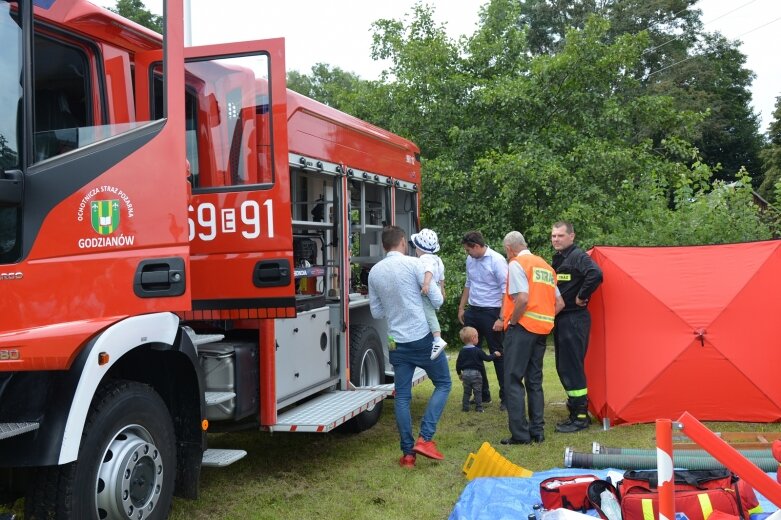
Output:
top-left (461, 230), bottom-right (485, 247)
top-left (553, 221), bottom-right (574, 234)
top-left (382, 225), bottom-right (406, 251)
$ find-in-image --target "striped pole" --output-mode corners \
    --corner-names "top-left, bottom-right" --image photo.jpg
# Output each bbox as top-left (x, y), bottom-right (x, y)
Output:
top-left (656, 418), bottom-right (675, 520)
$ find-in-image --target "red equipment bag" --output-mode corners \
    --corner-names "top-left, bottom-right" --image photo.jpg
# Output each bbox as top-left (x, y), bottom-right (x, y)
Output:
top-left (540, 475), bottom-right (599, 512)
top-left (619, 470), bottom-right (756, 520)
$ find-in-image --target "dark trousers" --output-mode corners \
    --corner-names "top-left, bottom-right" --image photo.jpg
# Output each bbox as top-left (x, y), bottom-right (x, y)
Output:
top-left (503, 325), bottom-right (546, 441)
top-left (464, 306), bottom-right (505, 403)
top-left (553, 310), bottom-right (591, 397)
top-left (460, 369), bottom-right (483, 410)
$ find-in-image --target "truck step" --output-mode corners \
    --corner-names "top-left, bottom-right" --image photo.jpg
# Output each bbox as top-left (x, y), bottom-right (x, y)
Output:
top-left (272, 389), bottom-right (390, 433)
top-left (371, 367), bottom-right (428, 393)
top-left (201, 448), bottom-right (247, 468)
top-left (205, 391), bottom-right (235, 406)
top-left (191, 334), bottom-right (226, 346)
top-left (183, 326), bottom-right (225, 347)
top-left (0, 422), bottom-right (39, 441)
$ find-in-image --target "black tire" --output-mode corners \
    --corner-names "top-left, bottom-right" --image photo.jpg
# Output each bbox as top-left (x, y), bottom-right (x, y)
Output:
top-left (26, 380), bottom-right (176, 520)
top-left (343, 325), bottom-right (385, 433)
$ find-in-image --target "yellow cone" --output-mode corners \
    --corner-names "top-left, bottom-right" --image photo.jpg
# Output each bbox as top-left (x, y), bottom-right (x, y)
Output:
top-left (462, 442), bottom-right (534, 480)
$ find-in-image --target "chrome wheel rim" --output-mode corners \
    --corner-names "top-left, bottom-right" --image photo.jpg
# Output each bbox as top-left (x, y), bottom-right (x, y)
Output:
top-left (96, 424), bottom-right (163, 520)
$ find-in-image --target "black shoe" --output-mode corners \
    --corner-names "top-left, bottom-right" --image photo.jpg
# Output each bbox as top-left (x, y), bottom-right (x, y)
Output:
top-left (476, 408), bottom-right (484, 413)
top-left (556, 416), bottom-right (574, 427)
top-left (500, 437), bottom-right (531, 445)
top-left (471, 398), bottom-right (492, 405)
top-left (555, 418), bottom-right (590, 433)
top-left (531, 434), bottom-right (545, 443)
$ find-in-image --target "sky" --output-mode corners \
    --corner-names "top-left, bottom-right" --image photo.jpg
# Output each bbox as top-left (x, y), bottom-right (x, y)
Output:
top-left (91, 0), bottom-right (781, 133)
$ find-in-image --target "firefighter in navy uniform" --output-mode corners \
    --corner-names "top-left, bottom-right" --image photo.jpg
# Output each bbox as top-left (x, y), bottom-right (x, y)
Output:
top-left (550, 221), bottom-right (603, 433)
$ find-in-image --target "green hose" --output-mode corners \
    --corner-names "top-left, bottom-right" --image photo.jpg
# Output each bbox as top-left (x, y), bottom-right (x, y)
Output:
top-left (565, 449), bottom-right (779, 472)
top-left (594, 445), bottom-right (773, 458)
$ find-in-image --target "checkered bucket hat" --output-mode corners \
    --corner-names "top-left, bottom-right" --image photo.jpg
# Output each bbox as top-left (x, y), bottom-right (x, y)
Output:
top-left (410, 228), bottom-right (440, 253)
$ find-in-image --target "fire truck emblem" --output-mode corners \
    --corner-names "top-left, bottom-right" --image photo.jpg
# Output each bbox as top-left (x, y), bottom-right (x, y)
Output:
top-left (91, 199), bottom-right (120, 235)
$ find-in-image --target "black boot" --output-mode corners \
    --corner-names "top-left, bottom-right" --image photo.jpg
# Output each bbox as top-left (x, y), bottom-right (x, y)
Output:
top-left (556, 396), bottom-right (590, 433)
top-left (556, 400), bottom-right (575, 427)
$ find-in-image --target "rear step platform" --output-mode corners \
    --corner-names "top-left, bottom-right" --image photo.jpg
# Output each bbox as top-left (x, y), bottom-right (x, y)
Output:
top-left (202, 448), bottom-right (247, 468)
top-left (272, 389), bottom-right (390, 432)
top-left (0, 422), bottom-right (39, 440)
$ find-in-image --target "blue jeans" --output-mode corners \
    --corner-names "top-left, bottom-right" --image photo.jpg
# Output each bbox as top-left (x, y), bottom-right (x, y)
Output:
top-left (390, 332), bottom-right (452, 455)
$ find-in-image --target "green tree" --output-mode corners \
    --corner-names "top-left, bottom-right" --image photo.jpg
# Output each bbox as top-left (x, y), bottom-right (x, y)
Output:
top-left (109, 0), bottom-right (162, 33)
top-left (364, 4), bottom-right (771, 337)
top-left (287, 64), bottom-right (368, 115)
top-left (650, 33), bottom-right (764, 184)
top-left (759, 96), bottom-right (781, 203)
top-left (369, 3), bottom-right (471, 158)
top-left (516, 0), bottom-right (763, 184)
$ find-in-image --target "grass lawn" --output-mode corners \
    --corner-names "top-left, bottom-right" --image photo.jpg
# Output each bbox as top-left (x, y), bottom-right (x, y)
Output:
top-left (2, 347), bottom-right (777, 519)
top-left (167, 347), bottom-right (779, 520)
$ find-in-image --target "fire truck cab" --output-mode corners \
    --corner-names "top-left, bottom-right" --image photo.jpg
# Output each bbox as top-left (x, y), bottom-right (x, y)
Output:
top-left (0, 0), bottom-right (423, 518)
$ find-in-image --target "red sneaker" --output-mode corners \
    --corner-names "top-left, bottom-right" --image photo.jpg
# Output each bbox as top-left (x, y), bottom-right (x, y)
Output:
top-left (399, 454), bottom-right (416, 468)
top-left (413, 437), bottom-right (444, 460)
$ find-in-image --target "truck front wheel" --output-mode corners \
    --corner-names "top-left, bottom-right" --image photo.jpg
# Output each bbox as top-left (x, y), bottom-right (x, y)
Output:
top-left (26, 380), bottom-right (176, 520)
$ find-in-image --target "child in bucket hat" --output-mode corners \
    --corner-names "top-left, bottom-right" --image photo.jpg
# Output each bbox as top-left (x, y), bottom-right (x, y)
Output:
top-left (410, 228), bottom-right (448, 359)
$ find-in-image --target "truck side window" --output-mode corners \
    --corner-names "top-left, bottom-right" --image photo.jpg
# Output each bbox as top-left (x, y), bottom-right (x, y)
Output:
top-left (152, 54), bottom-right (275, 191)
top-left (32, 36), bottom-right (90, 163)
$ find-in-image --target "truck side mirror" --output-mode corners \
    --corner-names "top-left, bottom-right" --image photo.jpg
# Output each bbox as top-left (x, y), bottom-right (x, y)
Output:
top-left (0, 168), bottom-right (22, 207)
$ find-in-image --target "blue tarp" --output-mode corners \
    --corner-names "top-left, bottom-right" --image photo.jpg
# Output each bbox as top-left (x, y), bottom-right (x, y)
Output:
top-left (449, 468), bottom-right (779, 520)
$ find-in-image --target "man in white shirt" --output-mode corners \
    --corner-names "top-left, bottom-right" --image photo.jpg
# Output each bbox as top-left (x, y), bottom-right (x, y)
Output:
top-left (458, 230), bottom-right (508, 410)
top-left (369, 226), bottom-right (452, 468)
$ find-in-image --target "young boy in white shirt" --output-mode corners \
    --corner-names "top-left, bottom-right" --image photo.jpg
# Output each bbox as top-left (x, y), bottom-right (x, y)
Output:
top-left (410, 228), bottom-right (448, 359)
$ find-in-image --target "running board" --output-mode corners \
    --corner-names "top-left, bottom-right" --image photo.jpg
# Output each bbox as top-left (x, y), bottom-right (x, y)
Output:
top-left (202, 448), bottom-right (247, 468)
top-left (183, 326), bottom-right (225, 347)
top-left (0, 422), bottom-right (39, 440)
top-left (369, 367), bottom-right (428, 394)
top-left (205, 391), bottom-right (235, 406)
top-left (272, 389), bottom-right (390, 432)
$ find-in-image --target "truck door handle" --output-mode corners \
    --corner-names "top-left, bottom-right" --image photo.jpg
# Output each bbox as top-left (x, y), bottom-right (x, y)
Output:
top-left (134, 257), bottom-right (186, 298)
top-left (253, 259), bottom-right (291, 288)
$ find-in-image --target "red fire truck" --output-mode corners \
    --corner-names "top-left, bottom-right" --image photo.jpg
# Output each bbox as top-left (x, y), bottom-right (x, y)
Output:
top-left (0, 0), bottom-right (424, 517)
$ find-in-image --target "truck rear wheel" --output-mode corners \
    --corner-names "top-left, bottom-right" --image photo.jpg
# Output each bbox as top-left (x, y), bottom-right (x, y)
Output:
top-left (26, 380), bottom-right (176, 520)
top-left (344, 325), bottom-right (385, 433)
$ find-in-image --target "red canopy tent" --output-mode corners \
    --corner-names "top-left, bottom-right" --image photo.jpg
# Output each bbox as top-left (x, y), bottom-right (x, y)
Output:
top-left (586, 240), bottom-right (781, 426)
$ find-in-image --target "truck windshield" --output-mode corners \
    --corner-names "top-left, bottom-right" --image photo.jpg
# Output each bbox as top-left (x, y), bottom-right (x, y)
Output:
top-left (0, 1), bottom-right (21, 172)
top-left (0, 0), bottom-right (21, 263)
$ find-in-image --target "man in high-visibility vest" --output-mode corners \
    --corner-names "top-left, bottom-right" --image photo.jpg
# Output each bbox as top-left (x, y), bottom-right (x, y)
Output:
top-left (551, 221), bottom-right (603, 433)
top-left (496, 231), bottom-right (564, 445)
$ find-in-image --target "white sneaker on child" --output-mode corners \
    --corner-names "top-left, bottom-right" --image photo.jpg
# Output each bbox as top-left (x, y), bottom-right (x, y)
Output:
top-left (430, 337), bottom-right (447, 360)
